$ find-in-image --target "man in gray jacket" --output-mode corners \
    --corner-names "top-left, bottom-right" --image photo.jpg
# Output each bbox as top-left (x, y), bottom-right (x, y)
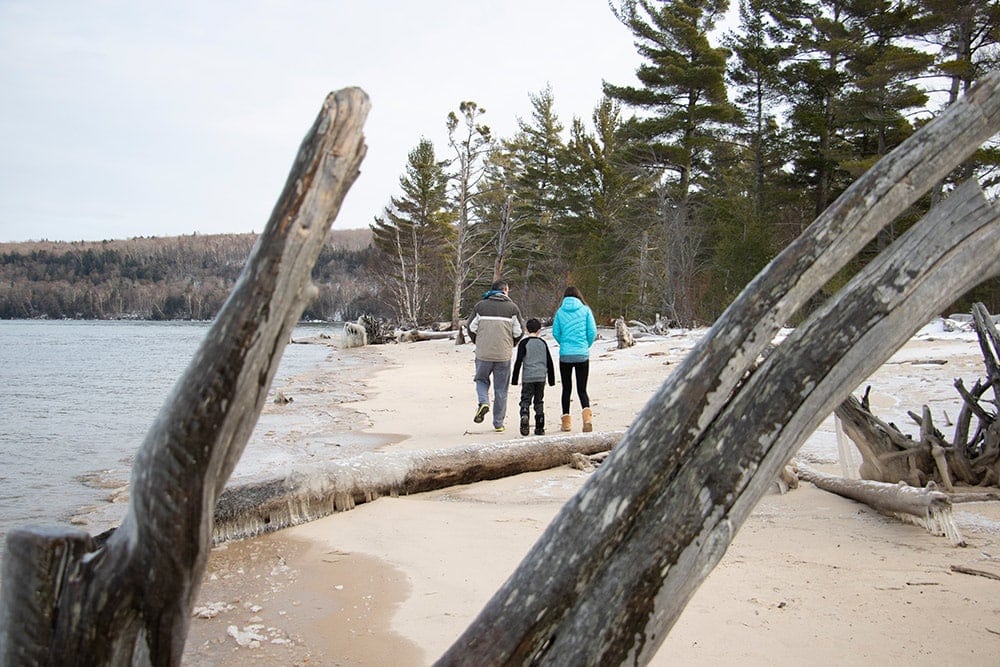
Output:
top-left (466, 280), bottom-right (524, 432)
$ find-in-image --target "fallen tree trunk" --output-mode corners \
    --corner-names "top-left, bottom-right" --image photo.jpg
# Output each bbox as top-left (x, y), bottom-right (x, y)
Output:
top-left (797, 465), bottom-right (965, 546)
top-left (213, 431), bottom-right (624, 542)
top-left (399, 329), bottom-right (457, 342)
top-left (0, 88), bottom-right (370, 666)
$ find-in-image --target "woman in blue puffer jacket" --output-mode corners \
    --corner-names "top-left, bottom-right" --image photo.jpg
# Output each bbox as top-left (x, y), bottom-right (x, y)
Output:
top-left (552, 285), bottom-right (597, 432)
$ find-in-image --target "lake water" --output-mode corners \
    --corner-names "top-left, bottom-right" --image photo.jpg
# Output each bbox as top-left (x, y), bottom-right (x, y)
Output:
top-left (0, 319), bottom-right (355, 543)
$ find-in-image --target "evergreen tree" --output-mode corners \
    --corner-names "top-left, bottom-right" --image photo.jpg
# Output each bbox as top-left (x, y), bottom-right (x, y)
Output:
top-left (605, 0), bottom-right (736, 199)
top-left (772, 0), bottom-right (855, 218)
top-left (370, 139), bottom-right (454, 326)
top-left (605, 0), bottom-right (737, 325)
top-left (917, 0), bottom-right (1000, 186)
top-left (562, 98), bottom-right (658, 320)
top-left (502, 86), bottom-right (573, 315)
top-left (918, 0), bottom-right (1000, 102)
top-left (917, 0), bottom-right (1000, 313)
top-left (773, 0), bottom-right (928, 219)
top-left (723, 0), bottom-right (789, 216)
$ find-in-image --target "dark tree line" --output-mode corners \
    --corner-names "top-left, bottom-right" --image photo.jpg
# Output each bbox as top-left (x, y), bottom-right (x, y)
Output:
top-left (0, 229), bottom-right (384, 321)
top-left (370, 0), bottom-right (1000, 328)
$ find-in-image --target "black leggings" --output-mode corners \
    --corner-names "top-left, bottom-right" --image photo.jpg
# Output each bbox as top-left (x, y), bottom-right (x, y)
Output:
top-left (559, 360), bottom-right (590, 414)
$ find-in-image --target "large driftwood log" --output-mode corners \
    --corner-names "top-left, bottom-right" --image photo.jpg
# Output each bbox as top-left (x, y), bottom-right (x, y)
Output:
top-left (213, 432), bottom-right (624, 542)
top-left (0, 89), bottom-right (370, 665)
top-left (796, 466), bottom-right (965, 546)
top-left (438, 72), bottom-right (1000, 665)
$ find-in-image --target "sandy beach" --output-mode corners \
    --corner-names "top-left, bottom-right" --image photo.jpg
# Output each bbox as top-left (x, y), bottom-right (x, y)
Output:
top-left (183, 324), bottom-right (1000, 666)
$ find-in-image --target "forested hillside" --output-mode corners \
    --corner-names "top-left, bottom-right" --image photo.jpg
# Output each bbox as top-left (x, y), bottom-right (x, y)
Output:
top-left (0, 229), bottom-right (385, 321)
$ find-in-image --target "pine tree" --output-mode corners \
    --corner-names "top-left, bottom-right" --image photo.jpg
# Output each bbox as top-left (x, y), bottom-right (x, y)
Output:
top-left (723, 0), bottom-right (789, 216)
top-left (918, 0), bottom-right (1000, 102)
top-left (501, 86), bottom-right (572, 314)
top-left (562, 98), bottom-right (657, 320)
top-left (605, 0), bottom-right (736, 200)
top-left (917, 0), bottom-right (1000, 186)
top-left (605, 0), bottom-right (737, 325)
top-left (370, 139), bottom-right (453, 326)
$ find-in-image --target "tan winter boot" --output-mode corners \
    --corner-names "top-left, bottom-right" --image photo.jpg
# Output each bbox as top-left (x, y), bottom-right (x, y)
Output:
top-left (582, 407), bottom-right (593, 432)
top-left (560, 414), bottom-right (572, 432)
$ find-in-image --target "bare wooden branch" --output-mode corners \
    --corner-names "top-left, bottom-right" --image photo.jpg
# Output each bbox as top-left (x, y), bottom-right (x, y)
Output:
top-left (950, 564), bottom-right (1000, 581)
top-left (972, 302), bottom-right (1000, 405)
top-left (0, 88), bottom-right (370, 665)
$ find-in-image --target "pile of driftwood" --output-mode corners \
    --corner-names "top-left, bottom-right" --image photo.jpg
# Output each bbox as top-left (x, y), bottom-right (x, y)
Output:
top-left (836, 304), bottom-right (1000, 491)
top-left (786, 303), bottom-right (1000, 548)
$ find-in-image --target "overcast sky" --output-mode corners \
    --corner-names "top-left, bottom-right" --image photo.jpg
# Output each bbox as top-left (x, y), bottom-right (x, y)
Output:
top-left (0, 1), bottom-right (643, 243)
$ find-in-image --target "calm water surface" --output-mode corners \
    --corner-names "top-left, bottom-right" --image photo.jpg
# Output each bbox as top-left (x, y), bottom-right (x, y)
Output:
top-left (0, 320), bottom-right (339, 541)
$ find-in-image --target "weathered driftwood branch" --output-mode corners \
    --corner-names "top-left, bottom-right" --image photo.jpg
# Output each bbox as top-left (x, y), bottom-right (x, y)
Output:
top-left (951, 564), bottom-right (1000, 580)
top-left (438, 72), bottom-right (1000, 665)
top-left (0, 88), bottom-right (370, 665)
top-left (213, 431), bottom-right (624, 542)
top-left (797, 466), bottom-right (965, 546)
top-left (837, 394), bottom-right (927, 484)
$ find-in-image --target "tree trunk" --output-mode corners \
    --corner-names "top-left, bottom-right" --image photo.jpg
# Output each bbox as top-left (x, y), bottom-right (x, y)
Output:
top-left (399, 329), bottom-right (457, 342)
top-left (0, 88), bottom-right (370, 666)
top-left (437, 72), bottom-right (1000, 666)
top-left (213, 432), bottom-right (624, 542)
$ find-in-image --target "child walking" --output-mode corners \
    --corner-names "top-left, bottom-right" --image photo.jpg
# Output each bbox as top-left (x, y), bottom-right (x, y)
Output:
top-left (511, 318), bottom-right (556, 436)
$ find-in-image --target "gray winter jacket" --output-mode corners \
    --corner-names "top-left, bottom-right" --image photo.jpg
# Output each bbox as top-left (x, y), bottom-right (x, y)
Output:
top-left (467, 292), bottom-right (524, 362)
top-left (512, 336), bottom-right (555, 385)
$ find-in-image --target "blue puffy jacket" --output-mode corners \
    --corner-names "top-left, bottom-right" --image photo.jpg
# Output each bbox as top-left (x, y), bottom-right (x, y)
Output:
top-left (552, 296), bottom-right (597, 359)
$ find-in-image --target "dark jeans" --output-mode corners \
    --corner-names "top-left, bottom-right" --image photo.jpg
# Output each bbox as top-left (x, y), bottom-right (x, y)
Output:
top-left (559, 360), bottom-right (590, 414)
top-left (518, 382), bottom-right (546, 431)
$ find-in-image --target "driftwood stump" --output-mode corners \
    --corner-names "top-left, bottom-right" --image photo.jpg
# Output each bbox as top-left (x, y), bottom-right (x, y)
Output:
top-left (835, 302), bottom-right (1000, 490)
top-left (614, 317), bottom-right (636, 349)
